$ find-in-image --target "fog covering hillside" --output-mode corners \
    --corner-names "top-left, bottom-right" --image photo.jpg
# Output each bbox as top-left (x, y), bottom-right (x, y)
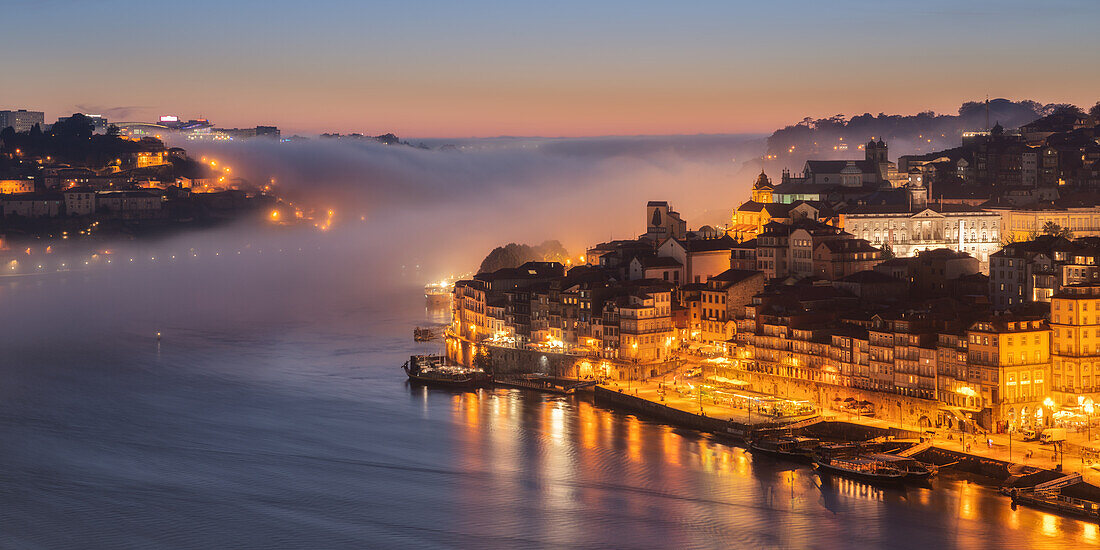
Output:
top-left (762, 99), bottom-right (1083, 170)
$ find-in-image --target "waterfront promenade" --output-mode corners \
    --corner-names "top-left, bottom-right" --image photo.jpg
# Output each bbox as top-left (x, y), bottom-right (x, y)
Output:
top-left (601, 377), bottom-right (815, 426)
top-left (600, 364), bottom-right (1100, 486)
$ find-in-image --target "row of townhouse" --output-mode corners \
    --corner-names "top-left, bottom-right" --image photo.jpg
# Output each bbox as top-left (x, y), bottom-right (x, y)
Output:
top-left (452, 261), bottom-right (682, 365)
top-left (0, 187), bottom-right (163, 219)
top-left (728, 281), bottom-right (1071, 431)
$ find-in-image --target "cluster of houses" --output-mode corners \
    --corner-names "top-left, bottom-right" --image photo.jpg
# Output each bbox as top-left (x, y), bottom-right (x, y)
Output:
top-left (0, 150), bottom-right (253, 221)
top-left (454, 125), bottom-right (1100, 432)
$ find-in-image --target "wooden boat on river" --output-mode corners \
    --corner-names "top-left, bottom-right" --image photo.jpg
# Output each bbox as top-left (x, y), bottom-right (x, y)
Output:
top-left (402, 354), bottom-right (491, 389)
top-left (813, 455), bottom-right (907, 485)
top-left (749, 436), bottom-right (820, 462)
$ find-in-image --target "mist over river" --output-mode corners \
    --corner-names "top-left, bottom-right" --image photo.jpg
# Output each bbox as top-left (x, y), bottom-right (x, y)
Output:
top-left (0, 135), bottom-right (1094, 549)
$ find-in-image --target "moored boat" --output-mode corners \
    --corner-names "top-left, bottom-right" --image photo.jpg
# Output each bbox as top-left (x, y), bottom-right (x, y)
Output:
top-left (867, 453), bottom-right (937, 481)
top-left (402, 354), bottom-right (491, 389)
top-left (813, 455), bottom-right (907, 485)
top-left (424, 282), bottom-right (452, 307)
top-left (749, 436), bottom-right (820, 462)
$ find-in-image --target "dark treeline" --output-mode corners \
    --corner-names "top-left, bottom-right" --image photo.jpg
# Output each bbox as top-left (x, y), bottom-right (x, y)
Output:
top-left (0, 114), bottom-right (163, 173)
top-left (478, 241), bottom-right (570, 273)
top-left (0, 114), bottom-right (212, 180)
top-left (765, 99), bottom-right (1100, 162)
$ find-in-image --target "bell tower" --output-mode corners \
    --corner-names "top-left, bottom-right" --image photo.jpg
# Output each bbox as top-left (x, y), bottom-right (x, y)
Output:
top-left (751, 170), bottom-right (774, 203)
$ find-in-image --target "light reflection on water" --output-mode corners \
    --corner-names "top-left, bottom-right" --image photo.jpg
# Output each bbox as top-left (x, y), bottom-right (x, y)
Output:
top-left (440, 388), bottom-right (1100, 549)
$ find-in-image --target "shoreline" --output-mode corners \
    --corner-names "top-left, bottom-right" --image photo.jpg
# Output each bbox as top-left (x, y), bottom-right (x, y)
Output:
top-left (583, 383), bottom-right (1100, 521)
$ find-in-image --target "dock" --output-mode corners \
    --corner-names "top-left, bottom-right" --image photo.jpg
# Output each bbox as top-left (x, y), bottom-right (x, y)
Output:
top-left (493, 375), bottom-right (598, 394)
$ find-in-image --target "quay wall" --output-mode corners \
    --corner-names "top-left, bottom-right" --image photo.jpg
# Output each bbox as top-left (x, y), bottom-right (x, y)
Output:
top-left (916, 447), bottom-right (1013, 481)
top-left (806, 421), bottom-right (920, 441)
top-left (593, 386), bottom-right (1050, 487)
top-left (447, 336), bottom-right (679, 380)
top-left (594, 386), bottom-right (734, 433)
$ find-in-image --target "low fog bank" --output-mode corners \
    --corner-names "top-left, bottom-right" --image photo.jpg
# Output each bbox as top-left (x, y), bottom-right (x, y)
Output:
top-left (1, 134), bottom-right (767, 345)
top-left (193, 133), bottom-right (765, 249)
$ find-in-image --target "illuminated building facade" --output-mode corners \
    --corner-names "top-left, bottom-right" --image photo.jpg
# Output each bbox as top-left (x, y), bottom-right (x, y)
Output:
top-left (843, 204), bottom-right (1001, 268)
top-left (994, 204), bottom-right (1100, 243)
top-left (135, 151), bottom-right (168, 168)
top-left (990, 236), bottom-right (1100, 310)
top-left (0, 178), bottom-right (35, 194)
top-left (1051, 284), bottom-right (1100, 396)
top-left (967, 316), bottom-right (1050, 429)
top-left (611, 289), bottom-right (675, 363)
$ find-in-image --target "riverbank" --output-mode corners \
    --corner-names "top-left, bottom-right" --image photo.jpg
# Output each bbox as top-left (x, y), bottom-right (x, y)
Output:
top-left (590, 383), bottom-right (1100, 522)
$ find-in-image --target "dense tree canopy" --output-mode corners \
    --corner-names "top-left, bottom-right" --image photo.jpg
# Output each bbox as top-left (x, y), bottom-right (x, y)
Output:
top-left (0, 114), bottom-right (166, 172)
top-left (478, 240), bottom-right (570, 273)
top-left (763, 98), bottom-right (1093, 162)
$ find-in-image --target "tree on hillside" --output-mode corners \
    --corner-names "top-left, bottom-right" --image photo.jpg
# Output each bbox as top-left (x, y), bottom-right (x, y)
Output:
top-left (1090, 102), bottom-right (1100, 121)
top-left (478, 240), bottom-right (570, 273)
top-left (1041, 222), bottom-right (1074, 239)
top-left (1047, 104), bottom-right (1085, 118)
top-left (50, 113), bottom-right (94, 140)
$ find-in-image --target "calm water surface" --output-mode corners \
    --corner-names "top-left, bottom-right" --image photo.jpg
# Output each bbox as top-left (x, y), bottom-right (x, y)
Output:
top-left (0, 240), bottom-right (1095, 549)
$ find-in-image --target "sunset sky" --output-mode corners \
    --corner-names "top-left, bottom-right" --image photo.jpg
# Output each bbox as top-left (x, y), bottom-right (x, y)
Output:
top-left (4, 0), bottom-right (1098, 137)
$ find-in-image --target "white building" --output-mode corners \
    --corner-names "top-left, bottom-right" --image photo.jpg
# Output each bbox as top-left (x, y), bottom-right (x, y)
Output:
top-left (2, 194), bottom-right (61, 218)
top-left (96, 190), bottom-right (162, 218)
top-left (63, 187), bottom-right (96, 216)
top-left (843, 204), bottom-right (1001, 269)
top-left (657, 236), bottom-right (738, 284)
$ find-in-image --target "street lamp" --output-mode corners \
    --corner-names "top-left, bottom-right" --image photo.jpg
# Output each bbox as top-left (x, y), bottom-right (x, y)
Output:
top-left (1085, 402), bottom-right (1095, 442)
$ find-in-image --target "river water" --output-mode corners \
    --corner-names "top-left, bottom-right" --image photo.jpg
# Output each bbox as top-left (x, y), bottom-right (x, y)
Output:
top-left (0, 232), bottom-right (1095, 549)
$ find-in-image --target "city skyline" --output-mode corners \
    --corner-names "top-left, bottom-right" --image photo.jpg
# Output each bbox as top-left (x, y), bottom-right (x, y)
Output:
top-left (4, 0), bottom-right (1099, 137)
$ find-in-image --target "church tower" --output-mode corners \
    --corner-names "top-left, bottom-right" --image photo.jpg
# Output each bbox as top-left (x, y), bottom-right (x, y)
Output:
top-left (865, 139), bottom-right (888, 164)
top-left (751, 170), bottom-right (774, 203)
top-left (907, 169), bottom-right (928, 210)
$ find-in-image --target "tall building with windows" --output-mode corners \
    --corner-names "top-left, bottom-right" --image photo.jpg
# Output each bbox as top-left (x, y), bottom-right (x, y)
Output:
top-left (1051, 284), bottom-right (1100, 396)
top-left (989, 236), bottom-right (1100, 310)
top-left (967, 315), bottom-right (1050, 430)
top-left (0, 109), bottom-right (45, 133)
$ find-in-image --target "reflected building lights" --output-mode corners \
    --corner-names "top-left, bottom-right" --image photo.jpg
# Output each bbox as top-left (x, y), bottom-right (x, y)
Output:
top-left (1041, 513), bottom-right (1057, 537)
top-left (1083, 522), bottom-right (1098, 544)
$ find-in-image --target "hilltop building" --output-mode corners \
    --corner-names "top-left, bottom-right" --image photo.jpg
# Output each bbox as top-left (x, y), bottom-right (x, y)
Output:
top-left (842, 204), bottom-right (1001, 267)
top-left (0, 109), bottom-right (44, 133)
top-left (644, 201), bottom-right (687, 242)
